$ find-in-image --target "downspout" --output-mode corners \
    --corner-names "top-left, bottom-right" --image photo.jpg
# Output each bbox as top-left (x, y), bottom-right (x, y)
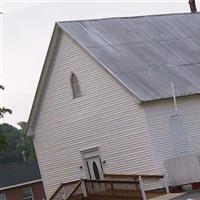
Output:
top-left (171, 82), bottom-right (178, 117)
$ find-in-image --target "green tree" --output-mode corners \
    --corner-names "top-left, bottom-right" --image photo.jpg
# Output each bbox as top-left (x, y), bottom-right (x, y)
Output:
top-left (0, 123), bottom-right (37, 164)
top-left (0, 134), bottom-right (6, 152)
top-left (16, 121), bottom-right (37, 161)
top-left (0, 85), bottom-right (12, 118)
top-left (0, 85), bottom-right (12, 152)
top-left (0, 123), bottom-right (20, 163)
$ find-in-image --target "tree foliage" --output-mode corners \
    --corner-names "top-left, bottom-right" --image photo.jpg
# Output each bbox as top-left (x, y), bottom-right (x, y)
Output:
top-left (0, 85), bottom-right (12, 118)
top-left (17, 121), bottom-right (37, 161)
top-left (0, 85), bottom-right (36, 164)
top-left (0, 85), bottom-right (12, 151)
top-left (0, 123), bottom-right (37, 164)
top-left (0, 107), bottom-right (12, 118)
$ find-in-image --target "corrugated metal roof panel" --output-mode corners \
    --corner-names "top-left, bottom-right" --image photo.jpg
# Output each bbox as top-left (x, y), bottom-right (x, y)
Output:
top-left (58, 13), bottom-right (200, 101)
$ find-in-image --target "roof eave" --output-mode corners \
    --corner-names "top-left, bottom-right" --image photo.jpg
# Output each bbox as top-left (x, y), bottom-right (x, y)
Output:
top-left (0, 179), bottom-right (42, 191)
top-left (57, 12), bottom-right (200, 24)
top-left (25, 23), bottom-right (62, 136)
top-left (141, 93), bottom-right (200, 104)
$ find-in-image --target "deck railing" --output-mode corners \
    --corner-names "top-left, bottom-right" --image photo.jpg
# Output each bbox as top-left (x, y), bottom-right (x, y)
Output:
top-left (49, 180), bottom-right (80, 200)
top-left (66, 180), bottom-right (83, 200)
top-left (49, 179), bottom-right (145, 200)
top-left (104, 173), bottom-right (165, 180)
top-left (84, 179), bottom-right (143, 200)
top-left (104, 173), bottom-right (169, 196)
top-left (49, 174), bottom-right (169, 200)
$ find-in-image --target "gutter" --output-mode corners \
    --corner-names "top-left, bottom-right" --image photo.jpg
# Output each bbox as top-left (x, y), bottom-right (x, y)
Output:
top-left (0, 179), bottom-right (42, 191)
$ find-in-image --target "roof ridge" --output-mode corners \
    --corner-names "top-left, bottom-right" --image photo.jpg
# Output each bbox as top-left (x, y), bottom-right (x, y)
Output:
top-left (57, 12), bottom-right (200, 24)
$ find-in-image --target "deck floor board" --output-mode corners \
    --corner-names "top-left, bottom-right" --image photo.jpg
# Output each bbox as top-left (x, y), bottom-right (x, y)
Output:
top-left (149, 193), bottom-right (185, 200)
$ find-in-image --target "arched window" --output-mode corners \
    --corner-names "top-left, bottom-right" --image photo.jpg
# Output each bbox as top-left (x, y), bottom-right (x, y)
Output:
top-left (71, 73), bottom-right (81, 98)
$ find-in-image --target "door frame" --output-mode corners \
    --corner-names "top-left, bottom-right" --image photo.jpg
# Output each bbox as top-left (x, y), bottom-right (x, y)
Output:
top-left (80, 147), bottom-right (104, 179)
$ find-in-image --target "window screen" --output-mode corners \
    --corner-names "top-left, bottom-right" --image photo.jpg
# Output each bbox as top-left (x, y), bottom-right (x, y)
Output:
top-left (22, 187), bottom-right (34, 200)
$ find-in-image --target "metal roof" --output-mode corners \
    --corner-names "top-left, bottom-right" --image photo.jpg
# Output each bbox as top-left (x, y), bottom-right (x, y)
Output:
top-left (58, 13), bottom-right (200, 101)
top-left (0, 161), bottom-right (41, 189)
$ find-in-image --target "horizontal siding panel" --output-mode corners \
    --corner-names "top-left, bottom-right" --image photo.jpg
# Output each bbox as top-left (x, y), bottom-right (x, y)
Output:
top-left (33, 32), bottom-right (157, 198)
top-left (144, 95), bottom-right (200, 180)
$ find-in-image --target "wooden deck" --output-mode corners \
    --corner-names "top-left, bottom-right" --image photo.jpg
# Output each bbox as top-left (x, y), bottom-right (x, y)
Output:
top-left (49, 173), bottom-right (170, 200)
top-left (149, 193), bottom-right (185, 200)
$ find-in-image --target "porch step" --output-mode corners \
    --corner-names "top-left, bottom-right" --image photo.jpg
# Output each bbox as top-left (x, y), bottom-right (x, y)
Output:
top-left (149, 193), bottom-right (185, 200)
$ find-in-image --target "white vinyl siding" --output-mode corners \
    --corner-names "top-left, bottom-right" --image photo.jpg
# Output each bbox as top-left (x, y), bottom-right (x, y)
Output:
top-left (144, 95), bottom-right (200, 177)
top-left (33, 31), bottom-right (156, 198)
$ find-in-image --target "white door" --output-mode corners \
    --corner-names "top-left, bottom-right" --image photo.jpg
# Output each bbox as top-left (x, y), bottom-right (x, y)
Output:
top-left (85, 156), bottom-right (103, 180)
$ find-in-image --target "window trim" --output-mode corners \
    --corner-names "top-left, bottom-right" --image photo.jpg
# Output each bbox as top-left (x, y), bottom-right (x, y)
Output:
top-left (0, 193), bottom-right (6, 200)
top-left (22, 187), bottom-right (34, 200)
top-left (70, 73), bottom-right (82, 99)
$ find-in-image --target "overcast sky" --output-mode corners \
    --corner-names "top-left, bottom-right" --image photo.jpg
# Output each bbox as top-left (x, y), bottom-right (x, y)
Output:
top-left (1, 0), bottom-right (199, 127)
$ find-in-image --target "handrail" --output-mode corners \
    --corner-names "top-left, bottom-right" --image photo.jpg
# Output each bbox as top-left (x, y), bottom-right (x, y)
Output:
top-left (66, 180), bottom-right (82, 200)
top-left (139, 174), bottom-right (164, 179)
top-left (84, 178), bottom-right (140, 184)
top-left (84, 178), bottom-right (144, 199)
top-left (49, 180), bottom-right (80, 200)
top-left (49, 184), bottom-right (63, 200)
top-left (61, 180), bottom-right (81, 187)
top-left (104, 173), bottom-right (164, 180)
top-left (50, 174), bottom-right (169, 200)
top-left (104, 173), bottom-right (169, 194)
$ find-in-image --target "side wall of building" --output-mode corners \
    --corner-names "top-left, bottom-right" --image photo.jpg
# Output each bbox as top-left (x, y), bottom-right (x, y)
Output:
top-left (32, 29), bottom-right (157, 198)
top-left (1, 182), bottom-right (46, 200)
top-left (144, 95), bottom-right (200, 177)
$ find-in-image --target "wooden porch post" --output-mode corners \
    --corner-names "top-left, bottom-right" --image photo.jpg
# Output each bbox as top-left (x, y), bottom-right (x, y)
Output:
top-left (62, 187), bottom-right (66, 200)
top-left (139, 176), bottom-right (147, 200)
top-left (163, 175), bottom-right (170, 194)
top-left (81, 179), bottom-right (88, 197)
